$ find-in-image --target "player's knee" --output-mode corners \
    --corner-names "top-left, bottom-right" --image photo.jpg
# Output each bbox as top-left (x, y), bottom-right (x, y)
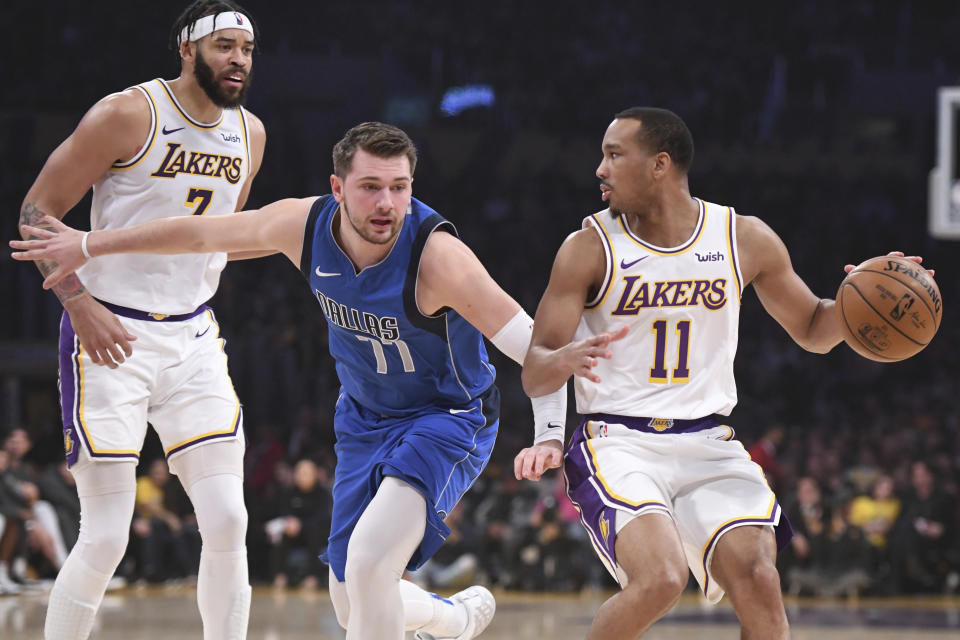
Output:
top-left (200, 502), bottom-right (248, 551)
top-left (625, 564), bottom-right (686, 610)
top-left (343, 547), bottom-right (399, 590)
top-left (745, 559), bottom-right (782, 596)
top-left (82, 525), bottom-right (130, 572)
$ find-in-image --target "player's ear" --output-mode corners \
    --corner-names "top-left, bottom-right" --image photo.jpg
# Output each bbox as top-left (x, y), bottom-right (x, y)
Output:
top-left (330, 174), bottom-right (344, 201)
top-left (652, 152), bottom-right (671, 179)
top-left (180, 40), bottom-right (195, 64)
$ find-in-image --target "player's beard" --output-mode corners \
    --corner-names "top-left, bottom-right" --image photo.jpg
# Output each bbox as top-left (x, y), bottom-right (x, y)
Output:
top-left (341, 199), bottom-right (400, 245)
top-left (194, 48), bottom-right (251, 108)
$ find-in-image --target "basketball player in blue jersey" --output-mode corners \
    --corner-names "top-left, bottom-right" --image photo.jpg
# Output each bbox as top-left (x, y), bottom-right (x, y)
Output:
top-left (13, 121), bottom-right (569, 640)
top-left (515, 107), bottom-right (933, 639)
top-left (17, 2), bottom-right (265, 638)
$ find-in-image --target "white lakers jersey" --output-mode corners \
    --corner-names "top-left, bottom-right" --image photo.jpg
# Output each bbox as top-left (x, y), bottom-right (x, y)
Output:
top-left (77, 78), bottom-right (251, 315)
top-left (574, 199), bottom-right (743, 419)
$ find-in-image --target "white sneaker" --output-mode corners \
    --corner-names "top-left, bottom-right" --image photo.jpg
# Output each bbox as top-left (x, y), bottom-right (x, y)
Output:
top-left (414, 585), bottom-right (495, 640)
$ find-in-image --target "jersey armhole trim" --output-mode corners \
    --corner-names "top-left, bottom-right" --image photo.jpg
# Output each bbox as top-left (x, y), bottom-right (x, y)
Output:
top-left (585, 214), bottom-right (615, 309)
top-left (112, 85), bottom-right (158, 170)
top-left (403, 213), bottom-right (453, 339)
top-left (299, 196), bottom-right (330, 280)
top-left (725, 206), bottom-right (743, 302)
top-left (238, 106), bottom-right (251, 177)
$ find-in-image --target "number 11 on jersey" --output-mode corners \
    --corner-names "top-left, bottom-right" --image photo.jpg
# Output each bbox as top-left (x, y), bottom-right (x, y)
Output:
top-left (649, 319), bottom-right (691, 383)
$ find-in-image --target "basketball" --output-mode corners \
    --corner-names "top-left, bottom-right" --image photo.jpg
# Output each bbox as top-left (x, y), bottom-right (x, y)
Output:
top-left (836, 256), bottom-right (942, 362)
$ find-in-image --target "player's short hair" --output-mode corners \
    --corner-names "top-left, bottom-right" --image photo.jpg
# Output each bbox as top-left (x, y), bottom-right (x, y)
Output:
top-left (169, 0), bottom-right (259, 55)
top-left (614, 107), bottom-right (694, 173)
top-left (332, 122), bottom-right (419, 178)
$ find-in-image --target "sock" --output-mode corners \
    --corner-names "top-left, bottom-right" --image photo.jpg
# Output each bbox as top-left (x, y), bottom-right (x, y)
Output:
top-left (400, 579), bottom-right (468, 636)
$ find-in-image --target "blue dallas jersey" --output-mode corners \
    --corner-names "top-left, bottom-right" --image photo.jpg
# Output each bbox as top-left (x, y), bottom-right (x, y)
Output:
top-left (299, 195), bottom-right (496, 416)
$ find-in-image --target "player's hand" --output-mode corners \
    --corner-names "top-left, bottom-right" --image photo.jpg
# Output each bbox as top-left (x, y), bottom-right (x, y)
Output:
top-left (10, 216), bottom-right (88, 288)
top-left (64, 294), bottom-right (136, 368)
top-left (558, 325), bottom-right (628, 383)
top-left (514, 440), bottom-right (563, 481)
top-left (844, 251), bottom-right (935, 277)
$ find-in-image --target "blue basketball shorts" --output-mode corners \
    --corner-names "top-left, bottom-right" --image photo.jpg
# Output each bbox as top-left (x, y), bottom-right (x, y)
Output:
top-left (323, 385), bottom-right (499, 582)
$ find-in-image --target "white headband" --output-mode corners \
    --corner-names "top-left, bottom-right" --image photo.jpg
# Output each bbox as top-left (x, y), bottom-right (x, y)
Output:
top-left (180, 11), bottom-right (254, 45)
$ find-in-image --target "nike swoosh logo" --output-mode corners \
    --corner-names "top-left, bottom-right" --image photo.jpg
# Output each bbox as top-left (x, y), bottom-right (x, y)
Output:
top-left (195, 326), bottom-right (210, 338)
top-left (620, 256), bottom-right (648, 270)
top-left (162, 125), bottom-right (185, 135)
top-left (315, 268), bottom-right (341, 277)
top-left (449, 407), bottom-right (477, 414)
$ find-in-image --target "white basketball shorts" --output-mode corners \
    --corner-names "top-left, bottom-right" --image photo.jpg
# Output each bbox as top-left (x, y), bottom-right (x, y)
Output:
top-left (563, 414), bottom-right (792, 603)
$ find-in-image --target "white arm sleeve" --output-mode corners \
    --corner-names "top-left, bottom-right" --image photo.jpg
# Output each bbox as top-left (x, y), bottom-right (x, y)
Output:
top-left (489, 309), bottom-right (567, 445)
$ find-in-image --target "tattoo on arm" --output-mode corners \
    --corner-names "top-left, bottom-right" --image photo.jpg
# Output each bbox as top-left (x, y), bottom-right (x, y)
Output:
top-left (20, 202), bottom-right (87, 304)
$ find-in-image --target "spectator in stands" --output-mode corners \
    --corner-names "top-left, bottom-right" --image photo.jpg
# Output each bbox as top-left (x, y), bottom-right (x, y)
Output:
top-left (131, 460), bottom-right (199, 583)
top-left (889, 461), bottom-right (955, 592)
top-left (264, 459), bottom-right (331, 590)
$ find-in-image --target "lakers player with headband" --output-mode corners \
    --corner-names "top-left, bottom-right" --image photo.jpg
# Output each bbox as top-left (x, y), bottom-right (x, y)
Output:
top-left (179, 10), bottom-right (254, 44)
top-left (17, 2), bottom-right (265, 639)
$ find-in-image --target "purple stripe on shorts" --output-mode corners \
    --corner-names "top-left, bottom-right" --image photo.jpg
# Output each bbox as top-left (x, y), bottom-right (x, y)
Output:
top-left (165, 406), bottom-right (243, 457)
top-left (701, 500), bottom-right (792, 596)
top-left (58, 313), bottom-right (81, 467)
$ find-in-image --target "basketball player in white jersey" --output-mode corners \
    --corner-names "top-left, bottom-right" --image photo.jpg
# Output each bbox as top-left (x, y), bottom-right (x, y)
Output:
top-left (18, 2), bottom-right (265, 638)
top-left (514, 107), bottom-right (933, 639)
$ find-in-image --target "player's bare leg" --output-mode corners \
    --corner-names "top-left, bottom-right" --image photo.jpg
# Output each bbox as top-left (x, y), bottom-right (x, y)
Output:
top-left (711, 525), bottom-right (789, 640)
top-left (586, 512), bottom-right (687, 640)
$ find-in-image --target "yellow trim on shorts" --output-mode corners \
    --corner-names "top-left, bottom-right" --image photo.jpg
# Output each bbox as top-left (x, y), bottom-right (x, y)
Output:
top-left (162, 310), bottom-right (241, 456)
top-left (700, 493), bottom-right (777, 569)
top-left (76, 343), bottom-right (141, 457)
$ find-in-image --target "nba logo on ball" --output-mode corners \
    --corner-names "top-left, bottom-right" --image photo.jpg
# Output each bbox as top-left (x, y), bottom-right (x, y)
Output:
top-left (838, 256), bottom-right (942, 362)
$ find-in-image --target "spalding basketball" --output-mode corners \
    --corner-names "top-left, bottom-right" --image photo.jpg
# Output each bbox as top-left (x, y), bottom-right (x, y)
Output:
top-left (837, 256), bottom-right (942, 362)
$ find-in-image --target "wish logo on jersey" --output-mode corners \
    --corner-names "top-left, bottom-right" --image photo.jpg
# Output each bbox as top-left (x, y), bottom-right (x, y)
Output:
top-left (314, 290), bottom-right (400, 340)
top-left (611, 275), bottom-right (728, 316)
top-left (149, 142), bottom-right (244, 184)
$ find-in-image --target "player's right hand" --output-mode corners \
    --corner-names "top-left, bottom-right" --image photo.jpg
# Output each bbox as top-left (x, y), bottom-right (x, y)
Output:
top-left (64, 295), bottom-right (137, 368)
top-left (559, 325), bottom-right (628, 383)
top-left (514, 440), bottom-right (563, 481)
top-left (11, 216), bottom-right (87, 288)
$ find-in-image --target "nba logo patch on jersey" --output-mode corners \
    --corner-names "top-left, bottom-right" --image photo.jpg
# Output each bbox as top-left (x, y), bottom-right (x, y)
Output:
top-left (648, 418), bottom-right (674, 432)
top-left (598, 512), bottom-right (610, 544)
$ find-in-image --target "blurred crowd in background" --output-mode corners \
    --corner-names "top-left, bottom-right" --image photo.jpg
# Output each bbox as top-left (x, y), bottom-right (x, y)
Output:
top-left (1, 0), bottom-right (959, 598)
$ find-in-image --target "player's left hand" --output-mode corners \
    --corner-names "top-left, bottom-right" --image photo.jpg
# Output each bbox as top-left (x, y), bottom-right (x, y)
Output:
top-left (844, 251), bottom-right (935, 277)
top-left (514, 440), bottom-right (563, 481)
top-left (10, 216), bottom-right (88, 288)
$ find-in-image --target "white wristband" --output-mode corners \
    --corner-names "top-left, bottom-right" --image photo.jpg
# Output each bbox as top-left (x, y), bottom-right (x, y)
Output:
top-left (531, 385), bottom-right (567, 445)
top-left (80, 232), bottom-right (93, 260)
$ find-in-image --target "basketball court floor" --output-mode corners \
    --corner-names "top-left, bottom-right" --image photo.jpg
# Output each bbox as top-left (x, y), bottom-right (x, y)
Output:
top-left (2, 587), bottom-right (959, 638)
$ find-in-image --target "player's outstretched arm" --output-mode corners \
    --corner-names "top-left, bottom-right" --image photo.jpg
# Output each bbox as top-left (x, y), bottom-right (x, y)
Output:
top-left (738, 215), bottom-right (844, 353)
top-left (12, 198), bottom-right (316, 289)
top-left (417, 230), bottom-right (569, 480)
top-left (19, 89), bottom-right (151, 367)
top-left (521, 230), bottom-right (627, 398)
top-left (738, 217), bottom-right (933, 353)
